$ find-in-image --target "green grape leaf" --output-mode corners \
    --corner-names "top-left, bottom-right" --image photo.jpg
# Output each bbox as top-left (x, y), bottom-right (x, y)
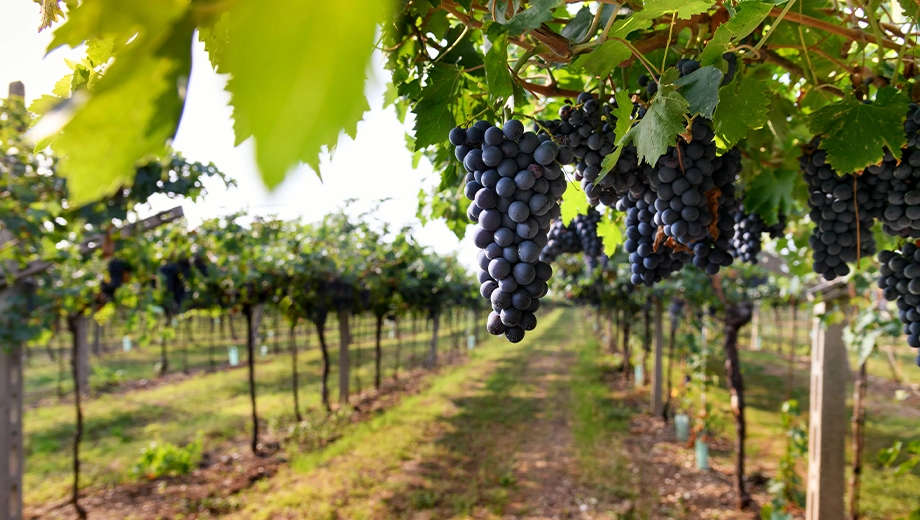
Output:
top-left (437, 25), bottom-right (484, 72)
top-left (808, 87), bottom-right (909, 173)
top-left (673, 66), bottom-right (723, 118)
top-left (560, 180), bottom-right (589, 226)
top-left (413, 66), bottom-right (464, 150)
top-left (743, 169), bottom-right (797, 225)
top-left (222, 0), bottom-right (391, 187)
top-left (899, 0), bottom-right (920, 19)
top-left (198, 13), bottom-right (230, 71)
top-left (597, 211), bottom-right (623, 256)
top-left (561, 6), bottom-right (594, 41)
top-left (571, 39), bottom-right (631, 77)
top-left (699, 1), bottom-right (773, 66)
top-left (485, 33), bottom-right (514, 101)
top-left (713, 74), bottom-right (771, 150)
top-left (47, 0), bottom-right (188, 52)
top-left (46, 19), bottom-right (195, 206)
top-left (504, 0), bottom-right (558, 34)
top-left (622, 84), bottom-right (689, 166)
top-left (638, 0), bottom-right (715, 20)
top-left (596, 91), bottom-right (634, 183)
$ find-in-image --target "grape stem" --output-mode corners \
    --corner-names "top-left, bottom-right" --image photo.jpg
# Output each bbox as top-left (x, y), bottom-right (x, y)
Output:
top-left (753, 0), bottom-right (797, 52)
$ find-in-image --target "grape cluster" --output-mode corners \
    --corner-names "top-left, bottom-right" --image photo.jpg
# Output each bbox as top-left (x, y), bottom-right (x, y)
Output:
top-left (689, 148), bottom-right (741, 275)
top-left (101, 259), bottom-right (131, 300)
top-left (647, 119), bottom-right (718, 248)
top-left (540, 207), bottom-right (607, 269)
top-left (801, 141), bottom-right (878, 280)
top-left (544, 92), bottom-right (640, 207)
top-left (450, 119), bottom-right (568, 343)
top-left (869, 106), bottom-right (920, 239)
top-left (540, 219), bottom-right (582, 263)
top-left (878, 247), bottom-right (920, 365)
top-left (731, 205), bottom-right (787, 264)
top-left (619, 186), bottom-right (690, 286)
top-left (574, 207), bottom-right (606, 269)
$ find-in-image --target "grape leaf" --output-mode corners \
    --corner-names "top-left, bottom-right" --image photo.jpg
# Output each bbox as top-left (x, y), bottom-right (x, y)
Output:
top-left (597, 211), bottom-right (623, 256)
top-left (560, 181), bottom-right (589, 225)
top-left (504, 0), bottom-right (558, 34)
top-left (899, 0), bottom-right (920, 19)
top-left (571, 40), bottom-right (631, 77)
top-left (596, 91), bottom-right (634, 183)
top-left (637, 0), bottom-right (715, 20)
top-left (47, 0), bottom-right (188, 52)
top-left (673, 66), bottom-right (723, 119)
top-left (808, 87), bottom-right (909, 173)
top-left (561, 6), bottom-right (594, 41)
top-left (485, 33), bottom-right (514, 101)
top-left (622, 85), bottom-right (689, 166)
top-left (699, 1), bottom-right (773, 67)
top-left (413, 66), bottom-right (464, 150)
top-left (221, 0), bottom-right (391, 187)
top-left (46, 19), bottom-right (194, 206)
top-left (713, 74), bottom-right (770, 150)
top-left (570, 17), bottom-right (652, 75)
top-left (743, 169), bottom-right (797, 225)
top-left (437, 25), bottom-right (484, 73)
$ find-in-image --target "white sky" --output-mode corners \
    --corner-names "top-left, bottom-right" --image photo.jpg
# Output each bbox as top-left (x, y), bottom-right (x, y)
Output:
top-left (0, 2), bottom-right (478, 268)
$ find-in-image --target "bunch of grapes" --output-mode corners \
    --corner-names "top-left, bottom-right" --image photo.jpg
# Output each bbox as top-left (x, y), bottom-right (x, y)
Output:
top-left (647, 118), bottom-right (718, 249)
top-left (540, 219), bottom-right (582, 263)
top-left (545, 92), bottom-right (640, 207)
top-left (574, 207), bottom-right (606, 269)
top-left (689, 148), bottom-right (741, 275)
top-left (870, 105), bottom-right (920, 238)
top-left (878, 246), bottom-right (920, 364)
top-left (731, 205), bottom-right (765, 264)
top-left (450, 119), bottom-right (568, 343)
top-left (619, 186), bottom-right (691, 286)
top-left (101, 259), bottom-right (131, 300)
top-left (731, 206), bottom-right (787, 265)
top-left (801, 141), bottom-right (878, 280)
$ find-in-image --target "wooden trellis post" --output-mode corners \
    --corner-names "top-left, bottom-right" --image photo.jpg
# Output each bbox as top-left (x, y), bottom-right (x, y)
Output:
top-left (805, 287), bottom-right (849, 520)
top-left (651, 298), bottom-right (664, 417)
top-left (0, 285), bottom-right (25, 520)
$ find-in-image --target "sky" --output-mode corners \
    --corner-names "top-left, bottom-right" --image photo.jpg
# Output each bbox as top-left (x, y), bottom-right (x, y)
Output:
top-left (0, 2), bottom-right (479, 268)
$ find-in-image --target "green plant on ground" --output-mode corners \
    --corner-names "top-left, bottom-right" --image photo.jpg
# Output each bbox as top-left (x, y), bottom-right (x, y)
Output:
top-left (878, 440), bottom-right (920, 519)
top-left (90, 366), bottom-right (125, 393)
top-left (283, 409), bottom-right (352, 452)
top-left (760, 399), bottom-right (807, 519)
top-left (132, 432), bottom-right (204, 480)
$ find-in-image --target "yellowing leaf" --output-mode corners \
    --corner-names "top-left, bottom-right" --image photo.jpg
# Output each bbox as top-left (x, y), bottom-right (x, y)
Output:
top-left (597, 211), bottom-right (623, 256)
top-left (560, 181), bottom-right (589, 225)
top-left (52, 74), bottom-right (72, 97)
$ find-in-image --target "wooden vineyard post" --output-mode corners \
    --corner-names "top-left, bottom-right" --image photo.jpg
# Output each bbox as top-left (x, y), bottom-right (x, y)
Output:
top-left (0, 286), bottom-right (24, 520)
top-left (651, 298), bottom-right (664, 418)
top-left (750, 301), bottom-right (761, 350)
top-left (805, 299), bottom-right (848, 520)
top-left (72, 316), bottom-right (90, 395)
top-left (337, 308), bottom-right (350, 405)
